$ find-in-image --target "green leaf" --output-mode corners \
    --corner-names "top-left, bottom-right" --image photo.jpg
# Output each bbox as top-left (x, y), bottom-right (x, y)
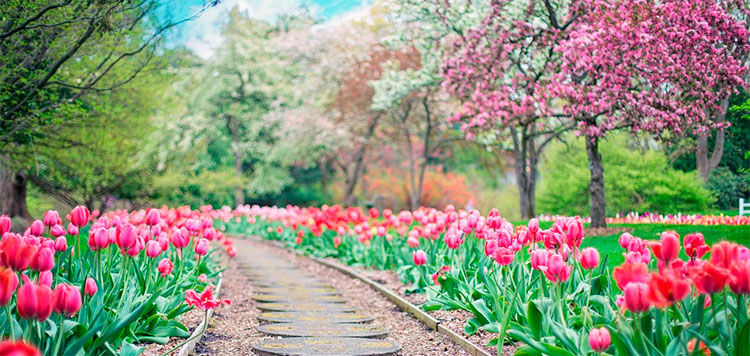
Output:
top-left (470, 299), bottom-right (495, 324)
top-left (736, 320), bottom-right (750, 356)
top-left (514, 345), bottom-right (543, 356)
top-left (119, 340), bottom-right (144, 356)
top-left (527, 300), bottom-right (543, 339)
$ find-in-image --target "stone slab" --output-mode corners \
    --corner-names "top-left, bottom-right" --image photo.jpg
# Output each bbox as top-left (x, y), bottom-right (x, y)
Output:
top-left (257, 302), bottom-right (357, 313)
top-left (253, 294), bottom-right (346, 303)
top-left (258, 322), bottom-right (387, 338)
top-left (256, 287), bottom-right (339, 296)
top-left (253, 337), bottom-right (401, 356)
top-left (258, 312), bottom-right (374, 324)
top-left (252, 281), bottom-right (332, 288)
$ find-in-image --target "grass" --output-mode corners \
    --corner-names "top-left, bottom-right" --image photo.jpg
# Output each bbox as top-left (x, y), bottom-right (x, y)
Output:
top-left (515, 220), bottom-right (750, 268)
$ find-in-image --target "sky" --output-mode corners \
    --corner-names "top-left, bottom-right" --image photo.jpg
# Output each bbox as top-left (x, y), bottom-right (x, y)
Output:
top-left (166, 0), bottom-right (369, 59)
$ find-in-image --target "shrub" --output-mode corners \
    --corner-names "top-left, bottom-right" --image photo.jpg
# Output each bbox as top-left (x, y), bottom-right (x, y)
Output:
top-left (706, 166), bottom-right (750, 209)
top-left (538, 134), bottom-right (714, 215)
top-left (363, 166), bottom-right (474, 210)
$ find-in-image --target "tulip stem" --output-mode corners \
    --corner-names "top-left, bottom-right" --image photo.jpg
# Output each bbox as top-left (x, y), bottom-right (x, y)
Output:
top-left (724, 291), bottom-right (733, 342)
top-left (52, 315), bottom-right (64, 356)
top-left (5, 303), bottom-right (14, 340)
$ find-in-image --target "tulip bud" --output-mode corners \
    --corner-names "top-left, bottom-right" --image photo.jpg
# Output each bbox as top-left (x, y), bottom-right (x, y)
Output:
top-left (70, 206), bottom-right (90, 227)
top-left (588, 327), bottom-right (611, 353)
top-left (195, 238), bottom-right (210, 256)
top-left (226, 245), bottom-right (237, 257)
top-left (84, 277), bottom-right (97, 297)
top-left (197, 274), bottom-right (208, 283)
top-left (412, 250), bottom-right (427, 266)
top-left (43, 210), bottom-right (60, 227)
top-left (52, 284), bottom-right (82, 317)
top-left (333, 236), bottom-right (341, 248)
top-left (158, 258), bottom-right (173, 277)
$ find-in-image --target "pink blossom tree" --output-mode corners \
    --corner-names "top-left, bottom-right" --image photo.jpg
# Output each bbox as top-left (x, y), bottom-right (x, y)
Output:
top-left (554, 0), bottom-right (749, 226)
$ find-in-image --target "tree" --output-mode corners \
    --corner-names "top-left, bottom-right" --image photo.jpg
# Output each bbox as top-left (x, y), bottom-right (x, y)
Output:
top-left (434, 0), bottom-right (573, 219)
top-left (554, 0), bottom-right (749, 226)
top-left (0, 0), bottom-right (216, 217)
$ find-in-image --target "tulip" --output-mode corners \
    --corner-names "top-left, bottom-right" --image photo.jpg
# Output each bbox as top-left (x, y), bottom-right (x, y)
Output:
top-left (145, 208), bottom-right (160, 226)
top-left (28, 220), bottom-right (43, 237)
top-left (407, 235), bottom-right (420, 249)
top-left (413, 250), bottom-right (427, 266)
top-left (0, 267), bottom-right (18, 305)
top-left (66, 223), bottom-right (78, 236)
top-left (333, 236), bottom-right (341, 248)
top-left (52, 284), bottom-right (82, 317)
top-left (38, 271), bottom-right (52, 288)
top-left (198, 274), bottom-right (208, 283)
top-left (618, 232), bottom-right (633, 249)
top-left (158, 236), bottom-right (169, 251)
top-left (684, 233), bottom-right (709, 258)
top-left (158, 258), bottom-right (173, 277)
top-left (492, 247), bottom-right (515, 266)
top-left (528, 218), bottom-right (539, 235)
top-left (43, 210), bottom-right (60, 227)
top-left (17, 275), bottom-right (53, 320)
top-left (49, 224), bottom-right (65, 238)
top-left (656, 231), bottom-right (680, 263)
top-left (579, 247), bottom-right (600, 270)
top-left (54, 236), bottom-right (67, 252)
top-left (171, 227), bottom-right (189, 249)
top-left (0, 216), bottom-right (10, 235)
top-left (226, 246), bottom-right (237, 257)
top-left (540, 253), bottom-right (571, 283)
top-left (647, 270), bottom-right (690, 308)
top-left (729, 261), bottom-right (750, 295)
top-left (623, 282), bottom-right (650, 313)
top-left (115, 223), bottom-right (137, 250)
top-left (184, 286), bottom-right (230, 310)
top-left (87, 228), bottom-right (109, 251)
top-left (0, 339), bottom-right (42, 356)
top-left (84, 278), bottom-right (97, 297)
top-left (612, 262), bottom-right (649, 291)
top-left (195, 238), bottom-right (210, 256)
top-left (588, 327), bottom-right (611, 353)
top-left (125, 237), bottom-right (144, 257)
top-left (694, 262), bottom-right (730, 294)
top-left (70, 206), bottom-right (90, 227)
top-left (530, 249), bottom-right (551, 270)
top-left (0, 234), bottom-right (38, 271)
top-left (30, 247), bottom-right (54, 272)
top-left (145, 240), bottom-right (162, 258)
top-left (710, 241), bottom-right (739, 269)
top-left (565, 218), bottom-right (583, 248)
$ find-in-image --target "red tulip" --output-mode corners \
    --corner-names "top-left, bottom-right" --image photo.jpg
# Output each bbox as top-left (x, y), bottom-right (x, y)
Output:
top-left (0, 216), bottom-right (10, 235)
top-left (588, 327), bottom-right (611, 353)
top-left (158, 258), bottom-right (173, 277)
top-left (368, 208), bottom-right (379, 219)
top-left (145, 208), bottom-right (160, 226)
top-left (654, 231), bottom-right (680, 263)
top-left (0, 339), bottom-right (42, 356)
top-left (333, 236), bottom-right (341, 248)
top-left (17, 275), bottom-right (53, 320)
top-left (612, 262), bottom-right (649, 291)
top-left (710, 241), bottom-right (739, 269)
top-left (226, 246), bottom-right (237, 257)
top-left (52, 284), bottom-right (82, 317)
top-left (43, 210), bottom-right (60, 227)
top-left (623, 282), bottom-right (650, 313)
top-left (684, 233), bottom-right (709, 258)
top-left (84, 278), bottom-right (97, 297)
top-left (195, 238), bottom-right (210, 256)
top-left (647, 270), bottom-right (690, 308)
top-left (413, 250), bottom-right (427, 266)
top-left (30, 247), bottom-right (54, 272)
top-left (694, 262), bottom-right (730, 294)
top-left (0, 267), bottom-right (18, 306)
top-left (579, 247), bottom-right (600, 270)
top-left (0, 234), bottom-right (38, 271)
top-left (729, 261), bottom-right (750, 295)
top-left (70, 206), bottom-right (90, 227)
top-left (184, 285), bottom-right (230, 310)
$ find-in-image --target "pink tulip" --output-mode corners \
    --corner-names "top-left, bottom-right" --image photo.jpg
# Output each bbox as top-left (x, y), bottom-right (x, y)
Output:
top-left (52, 284), bottom-right (82, 317)
top-left (54, 236), bottom-right (67, 252)
top-left (49, 224), bottom-right (65, 238)
top-left (0, 233), bottom-right (37, 271)
top-left (0, 215), bottom-right (10, 235)
top-left (197, 274), bottom-right (208, 283)
top-left (17, 275), bottom-right (53, 320)
top-left (579, 247), bottom-right (600, 270)
top-left (195, 238), bottom-right (210, 256)
top-left (624, 282), bottom-right (650, 313)
top-left (38, 271), bottom-right (52, 288)
top-left (28, 220), bottom-right (43, 237)
top-left (540, 253), bottom-right (571, 283)
top-left (657, 231), bottom-right (680, 263)
top-left (588, 327), bottom-right (611, 353)
top-left (158, 258), bottom-right (173, 277)
top-left (146, 240), bottom-right (162, 258)
top-left (145, 208), bottom-right (160, 226)
top-left (0, 267), bottom-right (18, 306)
top-left (43, 210), bottom-right (60, 227)
top-left (493, 247), bottom-right (515, 266)
top-left (70, 206), bottom-right (90, 227)
top-left (66, 223), bottom-right (78, 236)
top-left (30, 247), bottom-right (54, 272)
top-left (84, 278), bottom-right (97, 297)
top-left (170, 227), bottom-right (189, 249)
top-left (87, 228), bottom-right (109, 251)
top-left (412, 250), bottom-right (427, 266)
top-left (226, 246), bottom-right (237, 257)
top-left (530, 249), bottom-right (552, 270)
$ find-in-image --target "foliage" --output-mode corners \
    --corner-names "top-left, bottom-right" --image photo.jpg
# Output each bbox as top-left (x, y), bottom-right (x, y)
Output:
top-left (363, 166), bottom-right (474, 210)
top-left (706, 167), bottom-right (750, 210)
top-left (538, 135), bottom-right (714, 215)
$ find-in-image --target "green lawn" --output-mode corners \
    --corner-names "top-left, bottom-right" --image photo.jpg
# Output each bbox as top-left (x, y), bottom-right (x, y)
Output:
top-left (515, 220), bottom-right (750, 268)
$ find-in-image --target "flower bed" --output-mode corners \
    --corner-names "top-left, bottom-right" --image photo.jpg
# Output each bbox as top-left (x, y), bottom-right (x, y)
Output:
top-left (539, 212), bottom-right (750, 226)
top-left (219, 204), bottom-right (750, 356)
top-left (0, 205), bottom-right (234, 355)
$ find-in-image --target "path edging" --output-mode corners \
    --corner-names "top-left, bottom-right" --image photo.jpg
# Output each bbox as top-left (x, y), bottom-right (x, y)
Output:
top-left (176, 272), bottom-right (224, 356)
top-left (265, 239), bottom-right (492, 356)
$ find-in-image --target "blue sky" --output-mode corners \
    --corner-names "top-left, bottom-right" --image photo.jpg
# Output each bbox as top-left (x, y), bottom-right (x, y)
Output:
top-left (166, 0), bottom-right (368, 58)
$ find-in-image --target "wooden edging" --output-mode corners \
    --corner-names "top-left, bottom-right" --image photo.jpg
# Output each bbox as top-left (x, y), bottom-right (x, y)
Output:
top-left (266, 240), bottom-right (492, 356)
top-left (176, 272), bottom-right (224, 356)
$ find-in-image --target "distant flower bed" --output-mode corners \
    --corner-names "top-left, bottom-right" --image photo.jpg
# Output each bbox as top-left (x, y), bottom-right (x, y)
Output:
top-left (0, 205), bottom-right (234, 355)
top-left (221, 204), bottom-right (750, 356)
top-left (538, 212), bottom-right (750, 225)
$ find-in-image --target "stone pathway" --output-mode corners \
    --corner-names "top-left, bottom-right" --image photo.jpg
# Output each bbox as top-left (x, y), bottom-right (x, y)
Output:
top-left (238, 247), bottom-right (402, 356)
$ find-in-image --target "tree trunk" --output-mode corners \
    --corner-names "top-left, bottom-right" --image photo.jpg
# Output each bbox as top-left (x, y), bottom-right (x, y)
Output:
top-left (511, 126), bottom-right (539, 220)
top-left (226, 115), bottom-right (245, 207)
top-left (585, 135), bottom-right (606, 228)
top-left (342, 113), bottom-right (381, 206)
top-left (696, 98), bottom-right (729, 181)
top-left (1, 160), bottom-right (31, 219)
